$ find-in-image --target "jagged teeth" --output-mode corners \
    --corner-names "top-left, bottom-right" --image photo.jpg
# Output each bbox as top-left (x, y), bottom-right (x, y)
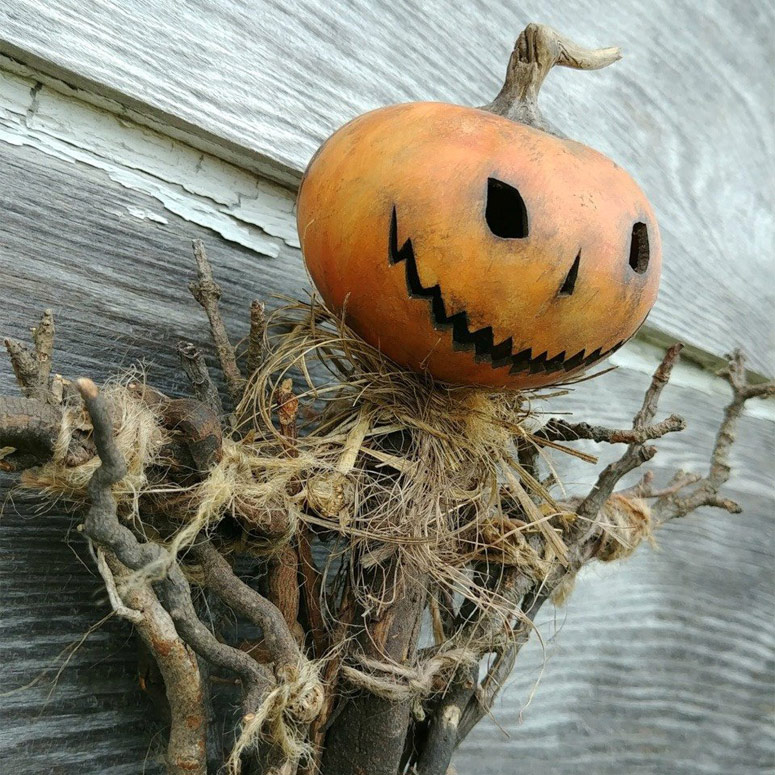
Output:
top-left (389, 207), bottom-right (625, 375)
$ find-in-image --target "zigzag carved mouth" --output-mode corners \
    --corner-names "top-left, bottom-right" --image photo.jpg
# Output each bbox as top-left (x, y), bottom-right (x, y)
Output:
top-left (388, 207), bottom-right (626, 375)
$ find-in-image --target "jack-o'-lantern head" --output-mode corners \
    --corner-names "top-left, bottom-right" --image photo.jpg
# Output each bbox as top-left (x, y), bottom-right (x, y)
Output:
top-left (296, 26), bottom-right (661, 389)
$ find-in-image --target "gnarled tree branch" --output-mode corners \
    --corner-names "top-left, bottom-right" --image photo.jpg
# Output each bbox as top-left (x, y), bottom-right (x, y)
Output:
top-left (192, 541), bottom-right (301, 672)
top-left (98, 549), bottom-right (208, 775)
top-left (74, 379), bottom-right (274, 757)
top-left (189, 240), bottom-right (245, 403)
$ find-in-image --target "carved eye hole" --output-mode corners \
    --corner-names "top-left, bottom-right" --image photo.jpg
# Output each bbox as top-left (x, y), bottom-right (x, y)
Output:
top-left (486, 177), bottom-right (529, 238)
top-left (629, 222), bottom-right (650, 273)
top-left (558, 252), bottom-right (581, 296)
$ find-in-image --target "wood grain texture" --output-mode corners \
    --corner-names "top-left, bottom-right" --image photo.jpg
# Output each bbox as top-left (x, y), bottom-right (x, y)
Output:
top-left (0, 139), bottom-right (299, 775)
top-left (0, 0), bottom-right (772, 372)
top-left (0, 132), bottom-right (773, 774)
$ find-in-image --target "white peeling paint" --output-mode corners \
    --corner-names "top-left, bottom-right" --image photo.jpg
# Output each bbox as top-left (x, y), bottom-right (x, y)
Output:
top-left (0, 67), bottom-right (300, 257)
top-left (124, 205), bottom-right (169, 224)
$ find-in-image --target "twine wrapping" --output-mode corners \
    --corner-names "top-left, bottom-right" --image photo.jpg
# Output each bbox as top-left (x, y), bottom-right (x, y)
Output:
top-left (341, 647), bottom-right (480, 702)
top-left (227, 659), bottom-right (324, 774)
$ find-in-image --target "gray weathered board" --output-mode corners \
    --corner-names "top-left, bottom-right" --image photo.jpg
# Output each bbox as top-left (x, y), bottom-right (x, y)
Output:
top-left (0, 0), bottom-right (773, 374)
top-left (0, 2), bottom-right (773, 774)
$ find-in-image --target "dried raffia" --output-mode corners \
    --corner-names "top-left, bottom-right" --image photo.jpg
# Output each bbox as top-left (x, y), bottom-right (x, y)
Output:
top-left (227, 659), bottom-right (324, 774)
top-left (16, 299), bottom-right (658, 618)
top-left (12, 297), bottom-right (662, 753)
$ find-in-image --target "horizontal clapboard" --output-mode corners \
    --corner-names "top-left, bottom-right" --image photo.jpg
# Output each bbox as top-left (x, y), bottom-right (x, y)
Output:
top-left (0, 98), bottom-right (773, 774)
top-left (0, 1), bottom-right (773, 373)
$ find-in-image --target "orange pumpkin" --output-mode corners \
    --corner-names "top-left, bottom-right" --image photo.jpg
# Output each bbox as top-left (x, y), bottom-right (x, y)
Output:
top-left (296, 26), bottom-right (661, 389)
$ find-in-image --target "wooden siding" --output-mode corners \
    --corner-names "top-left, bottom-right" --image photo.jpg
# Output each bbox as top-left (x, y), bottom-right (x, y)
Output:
top-left (0, 4), bottom-right (772, 773)
top-left (0, 0), bottom-right (773, 372)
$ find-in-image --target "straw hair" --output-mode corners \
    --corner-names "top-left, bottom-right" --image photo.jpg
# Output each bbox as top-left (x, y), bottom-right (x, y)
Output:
top-left (19, 298), bottom-right (654, 619)
top-left (16, 297), bottom-right (656, 747)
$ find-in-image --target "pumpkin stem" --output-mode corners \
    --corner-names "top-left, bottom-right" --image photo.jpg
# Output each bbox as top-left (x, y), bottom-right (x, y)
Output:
top-left (480, 23), bottom-right (621, 133)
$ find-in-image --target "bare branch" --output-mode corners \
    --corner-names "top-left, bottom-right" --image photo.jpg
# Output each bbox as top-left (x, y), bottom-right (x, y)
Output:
top-left (95, 547), bottom-right (144, 625)
top-left (413, 664), bottom-right (477, 775)
top-left (177, 340), bottom-right (223, 417)
top-left (266, 545), bottom-right (302, 641)
top-left (436, 347), bottom-right (688, 769)
top-left (4, 309), bottom-right (58, 402)
top-left (247, 300), bottom-right (267, 377)
top-left (264, 378), bottom-right (303, 645)
top-left (275, 379), bottom-right (299, 450)
top-left (31, 309), bottom-right (55, 395)
top-left (162, 397), bottom-right (223, 476)
top-left (74, 378), bottom-right (273, 714)
top-left (617, 469), bottom-right (702, 500)
top-left (189, 240), bottom-right (244, 402)
top-left (192, 542), bottom-right (301, 671)
top-left (100, 549), bottom-right (208, 775)
top-left (297, 529), bottom-right (327, 658)
top-left (454, 586), bottom-right (552, 749)
top-left (653, 350), bottom-right (775, 522)
top-left (576, 344), bottom-right (684, 520)
top-left (4, 338), bottom-right (40, 397)
top-left (0, 396), bottom-right (62, 470)
top-left (304, 588), bottom-right (355, 775)
top-left (0, 395), bottom-right (92, 470)
top-left (450, 346), bottom-right (770, 762)
top-left (538, 414), bottom-right (685, 445)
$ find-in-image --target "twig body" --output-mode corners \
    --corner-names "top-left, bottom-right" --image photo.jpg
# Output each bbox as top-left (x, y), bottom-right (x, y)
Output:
top-left (102, 551), bottom-right (208, 775)
top-left (0, 229), bottom-right (770, 775)
top-left (189, 240), bottom-right (245, 402)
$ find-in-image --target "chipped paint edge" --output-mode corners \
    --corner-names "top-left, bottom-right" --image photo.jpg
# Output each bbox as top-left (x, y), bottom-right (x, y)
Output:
top-left (0, 48), bottom-right (304, 189)
top-left (0, 66), bottom-right (300, 258)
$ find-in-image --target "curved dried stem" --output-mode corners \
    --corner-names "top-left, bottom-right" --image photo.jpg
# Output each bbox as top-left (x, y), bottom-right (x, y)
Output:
top-left (480, 23), bottom-right (621, 131)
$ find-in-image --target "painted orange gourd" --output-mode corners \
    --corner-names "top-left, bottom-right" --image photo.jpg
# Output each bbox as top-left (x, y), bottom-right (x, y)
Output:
top-left (297, 26), bottom-right (661, 389)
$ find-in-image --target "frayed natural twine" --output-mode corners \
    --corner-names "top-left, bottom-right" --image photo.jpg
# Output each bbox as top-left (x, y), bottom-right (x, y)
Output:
top-left (18, 298), bottom-right (658, 734)
top-left (341, 647), bottom-right (479, 703)
top-left (595, 494), bottom-right (654, 561)
top-left (227, 659), bottom-right (324, 774)
top-left (23, 378), bottom-right (167, 514)
top-left (230, 298), bottom-right (576, 625)
top-left (551, 494), bottom-right (654, 605)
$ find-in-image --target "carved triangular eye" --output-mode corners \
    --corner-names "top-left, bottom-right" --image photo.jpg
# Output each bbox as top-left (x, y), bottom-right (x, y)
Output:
top-left (558, 252), bottom-right (581, 296)
top-left (629, 222), bottom-right (650, 273)
top-left (486, 177), bottom-right (528, 238)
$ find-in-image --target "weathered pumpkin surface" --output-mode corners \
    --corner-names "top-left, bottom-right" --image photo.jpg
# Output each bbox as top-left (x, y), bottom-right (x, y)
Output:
top-left (297, 101), bottom-right (661, 388)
